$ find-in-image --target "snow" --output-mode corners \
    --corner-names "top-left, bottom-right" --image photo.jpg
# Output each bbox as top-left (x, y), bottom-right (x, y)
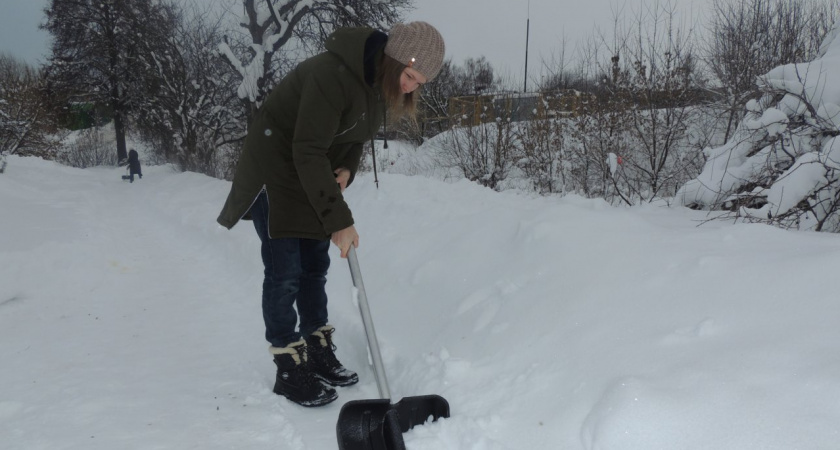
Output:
top-left (676, 20), bottom-right (840, 229)
top-left (3, 152), bottom-right (840, 449)
top-left (756, 151), bottom-right (829, 218)
top-left (607, 152), bottom-right (619, 176)
top-left (742, 108), bottom-right (788, 136)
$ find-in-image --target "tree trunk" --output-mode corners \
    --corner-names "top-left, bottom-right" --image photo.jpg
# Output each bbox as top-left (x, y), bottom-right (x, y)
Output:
top-left (113, 109), bottom-right (128, 163)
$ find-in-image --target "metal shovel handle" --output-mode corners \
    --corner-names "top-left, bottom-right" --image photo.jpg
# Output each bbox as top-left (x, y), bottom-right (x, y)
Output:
top-left (347, 246), bottom-right (392, 400)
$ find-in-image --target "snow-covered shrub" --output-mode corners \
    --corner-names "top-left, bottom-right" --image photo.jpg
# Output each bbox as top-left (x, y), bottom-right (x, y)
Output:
top-left (58, 126), bottom-right (118, 169)
top-left (705, 0), bottom-right (836, 144)
top-left (677, 23), bottom-right (840, 232)
top-left (0, 53), bottom-right (59, 158)
top-left (434, 118), bottom-right (519, 191)
top-left (540, 2), bottom-right (706, 205)
top-left (516, 115), bottom-right (565, 194)
top-left (564, 94), bottom-right (628, 202)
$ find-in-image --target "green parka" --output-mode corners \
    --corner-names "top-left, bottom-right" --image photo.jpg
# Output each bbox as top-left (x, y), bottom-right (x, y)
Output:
top-left (217, 28), bottom-right (387, 240)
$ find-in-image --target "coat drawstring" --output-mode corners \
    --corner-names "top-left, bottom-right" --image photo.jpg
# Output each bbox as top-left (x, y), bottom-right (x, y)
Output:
top-left (369, 109), bottom-right (387, 189)
top-left (383, 109), bottom-right (389, 151)
top-left (370, 136), bottom-right (379, 189)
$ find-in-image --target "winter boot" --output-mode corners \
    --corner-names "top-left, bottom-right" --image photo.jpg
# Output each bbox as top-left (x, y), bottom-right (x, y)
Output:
top-left (271, 339), bottom-right (338, 407)
top-left (305, 325), bottom-right (359, 387)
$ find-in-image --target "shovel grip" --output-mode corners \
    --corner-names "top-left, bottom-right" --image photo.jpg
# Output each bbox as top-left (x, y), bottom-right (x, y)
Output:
top-left (347, 246), bottom-right (392, 400)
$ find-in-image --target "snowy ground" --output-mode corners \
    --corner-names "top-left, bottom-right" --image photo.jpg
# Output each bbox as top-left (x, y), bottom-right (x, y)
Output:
top-left (2, 154), bottom-right (840, 449)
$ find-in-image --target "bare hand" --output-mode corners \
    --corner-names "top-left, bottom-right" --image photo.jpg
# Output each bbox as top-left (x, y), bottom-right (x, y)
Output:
top-left (334, 168), bottom-right (350, 192)
top-left (331, 225), bottom-right (359, 258)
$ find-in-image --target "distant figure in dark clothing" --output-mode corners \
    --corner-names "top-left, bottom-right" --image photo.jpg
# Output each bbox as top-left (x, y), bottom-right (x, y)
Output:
top-left (127, 149), bottom-right (142, 183)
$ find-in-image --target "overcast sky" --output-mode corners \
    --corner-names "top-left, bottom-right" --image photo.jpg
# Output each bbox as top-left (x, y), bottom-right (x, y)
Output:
top-left (0, 0), bottom-right (51, 64)
top-left (407, 0), bottom-right (709, 82)
top-left (1, 0), bottom-right (710, 86)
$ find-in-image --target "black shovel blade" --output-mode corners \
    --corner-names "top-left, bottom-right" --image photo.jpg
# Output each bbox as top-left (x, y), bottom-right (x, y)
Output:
top-left (337, 399), bottom-right (405, 450)
top-left (336, 395), bottom-right (450, 450)
top-left (392, 395), bottom-right (450, 432)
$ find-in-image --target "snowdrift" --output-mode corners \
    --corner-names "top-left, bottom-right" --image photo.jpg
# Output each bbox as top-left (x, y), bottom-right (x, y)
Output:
top-left (1, 155), bottom-right (840, 449)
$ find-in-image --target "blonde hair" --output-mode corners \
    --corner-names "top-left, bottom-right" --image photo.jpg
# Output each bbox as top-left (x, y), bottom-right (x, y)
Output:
top-left (378, 54), bottom-right (418, 122)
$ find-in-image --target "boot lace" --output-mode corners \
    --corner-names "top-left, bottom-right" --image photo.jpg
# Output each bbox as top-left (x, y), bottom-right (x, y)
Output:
top-left (293, 345), bottom-right (323, 389)
top-left (321, 327), bottom-right (339, 352)
top-left (313, 328), bottom-right (342, 371)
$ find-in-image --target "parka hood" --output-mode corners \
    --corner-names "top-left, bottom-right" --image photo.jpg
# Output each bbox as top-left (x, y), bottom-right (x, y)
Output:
top-left (325, 27), bottom-right (387, 87)
top-left (218, 27), bottom-right (388, 239)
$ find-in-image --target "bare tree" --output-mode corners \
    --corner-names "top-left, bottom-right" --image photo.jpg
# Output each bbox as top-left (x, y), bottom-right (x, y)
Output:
top-left (134, 2), bottom-right (243, 177)
top-left (705, 0), bottom-right (838, 142)
top-left (415, 60), bottom-right (460, 137)
top-left (42, 0), bottom-right (174, 163)
top-left (535, 36), bottom-right (581, 92)
top-left (218, 0), bottom-right (408, 121)
top-left (516, 111), bottom-right (565, 194)
top-left (436, 117), bottom-right (519, 191)
top-left (526, 2), bottom-right (703, 204)
top-left (0, 53), bottom-right (58, 158)
top-left (414, 56), bottom-right (500, 141)
top-left (563, 29), bottom-right (632, 202)
top-left (619, 1), bottom-right (702, 200)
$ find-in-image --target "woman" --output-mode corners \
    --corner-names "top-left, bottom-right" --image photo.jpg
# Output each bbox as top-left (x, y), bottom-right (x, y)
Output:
top-left (217, 22), bottom-right (445, 407)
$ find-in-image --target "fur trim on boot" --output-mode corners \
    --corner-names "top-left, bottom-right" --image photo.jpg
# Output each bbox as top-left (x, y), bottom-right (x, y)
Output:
top-left (271, 339), bottom-right (337, 407)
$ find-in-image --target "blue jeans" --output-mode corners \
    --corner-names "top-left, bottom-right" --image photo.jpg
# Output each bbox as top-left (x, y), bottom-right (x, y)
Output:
top-left (249, 192), bottom-right (330, 348)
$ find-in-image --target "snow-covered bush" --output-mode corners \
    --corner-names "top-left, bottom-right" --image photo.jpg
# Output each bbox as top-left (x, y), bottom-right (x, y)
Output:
top-left (705, 0), bottom-right (836, 144)
top-left (58, 126), bottom-right (118, 169)
top-left (0, 53), bottom-right (58, 158)
top-left (677, 23), bottom-right (840, 232)
top-left (516, 115), bottom-right (565, 195)
top-left (434, 118), bottom-right (519, 191)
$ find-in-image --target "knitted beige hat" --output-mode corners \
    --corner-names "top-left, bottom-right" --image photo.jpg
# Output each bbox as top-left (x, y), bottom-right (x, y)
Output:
top-left (384, 21), bottom-right (446, 81)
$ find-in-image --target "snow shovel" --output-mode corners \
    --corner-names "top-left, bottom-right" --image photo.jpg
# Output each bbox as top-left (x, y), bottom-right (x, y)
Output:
top-left (336, 246), bottom-right (450, 450)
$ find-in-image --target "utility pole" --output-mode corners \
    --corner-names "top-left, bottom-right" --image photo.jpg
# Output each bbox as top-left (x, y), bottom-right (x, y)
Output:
top-left (524, 0), bottom-right (530, 93)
